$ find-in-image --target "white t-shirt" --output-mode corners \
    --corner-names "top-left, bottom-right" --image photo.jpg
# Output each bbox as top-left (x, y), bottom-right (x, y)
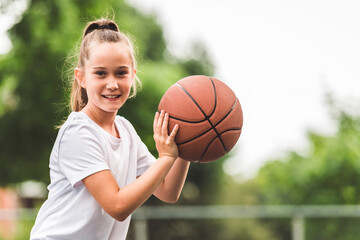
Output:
top-left (30, 112), bottom-right (156, 240)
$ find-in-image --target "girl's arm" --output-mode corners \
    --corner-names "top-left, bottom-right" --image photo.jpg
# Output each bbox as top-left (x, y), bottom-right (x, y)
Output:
top-left (152, 157), bottom-right (190, 203)
top-left (83, 110), bottom-right (182, 221)
top-left (151, 109), bottom-right (190, 203)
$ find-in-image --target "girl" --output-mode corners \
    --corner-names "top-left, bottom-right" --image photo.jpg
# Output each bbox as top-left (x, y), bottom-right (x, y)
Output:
top-left (30, 19), bottom-right (190, 240)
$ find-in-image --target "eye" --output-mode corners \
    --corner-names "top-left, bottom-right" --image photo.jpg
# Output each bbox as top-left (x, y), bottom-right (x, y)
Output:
top-left (116, 70), bottom-right (128, 76)
top-left (95, 71), bottom-right (106, 77)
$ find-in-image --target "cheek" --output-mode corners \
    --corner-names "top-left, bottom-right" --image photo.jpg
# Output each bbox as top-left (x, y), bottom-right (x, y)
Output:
top-left (84, 81), bottom-right (101, 96)
top-left (125, 77), bottom-right (134, 90)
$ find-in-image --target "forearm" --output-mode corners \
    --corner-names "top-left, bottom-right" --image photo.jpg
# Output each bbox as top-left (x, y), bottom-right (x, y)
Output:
top-left (84, 156), bottom-right (177, 222)
top-left (115, 156), bottom-right (177, 219)
top-left (153, 157), bottom-right (190, 203)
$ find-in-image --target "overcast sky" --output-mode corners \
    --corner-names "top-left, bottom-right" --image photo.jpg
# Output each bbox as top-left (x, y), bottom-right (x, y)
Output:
top-left (1, 0), bottom-right (360, 180)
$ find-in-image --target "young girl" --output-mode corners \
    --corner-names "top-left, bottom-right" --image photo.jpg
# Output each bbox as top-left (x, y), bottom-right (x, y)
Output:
top-left (30, 19), bottom-right (190, 240)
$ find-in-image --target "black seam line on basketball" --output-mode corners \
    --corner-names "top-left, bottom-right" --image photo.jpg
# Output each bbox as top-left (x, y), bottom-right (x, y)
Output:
top-left (175, 80), bottom-right (238, 148)
top-left (175, 82), bottom-right (220, 148)
top-left (175, 79), bottom-right (217, 144)
top-left (219, 128), bottom-right (242, 134)
top-left (178, 127), bottom-right (242, 146)
top-left (207, 77), bottom-right (217, 118)
top-left (175, 83), bottom-right (209, 120)
top-left (177, 127), bottom-right (213, 145)
top-left (158, 109), bottom-right (210, 124)
top-left (199, 135), bottom-right (219, 160)
top-left (157, 110), bottom-right (206, 124)
top-left (177, 97), bottom-right (239, 146)
top-left (199, 128), bottom-right (242, 160)
top-left (176, 78), bottom-right (227, 155)
top-left (166, 79), bottom-right (217, 123)
top-left (175, 77), bottom-right (217, 121)
top-left (168, 115), bottom-right (207, 124)
top-left (214, 98), bottom-right (239, 129)
top-left (159, 97), bottom-right (237, 125)
top-left (207, 77), bottom-right (227, 153)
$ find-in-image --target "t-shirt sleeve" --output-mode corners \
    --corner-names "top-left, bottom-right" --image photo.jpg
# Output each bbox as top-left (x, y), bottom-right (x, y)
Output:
top-left (58, 123), bottom-right (110, 188)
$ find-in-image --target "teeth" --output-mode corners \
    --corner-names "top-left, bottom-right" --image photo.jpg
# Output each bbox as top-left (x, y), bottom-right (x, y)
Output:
top-left (103, 95), bottom-right (120, 99)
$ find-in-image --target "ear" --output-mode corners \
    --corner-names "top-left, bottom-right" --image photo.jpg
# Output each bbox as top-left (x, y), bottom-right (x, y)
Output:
top-left (75, 68), bottom-right (86, 88)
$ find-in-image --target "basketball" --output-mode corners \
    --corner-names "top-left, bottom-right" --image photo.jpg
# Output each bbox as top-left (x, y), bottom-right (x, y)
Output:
top-left (158, 75), bottom-right (243, 163)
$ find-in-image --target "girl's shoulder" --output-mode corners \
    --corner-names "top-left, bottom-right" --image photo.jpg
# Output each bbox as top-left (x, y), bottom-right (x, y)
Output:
top-left (59, 112), bottom-right (104, 142)
top-left (61, 112), bottom-right (96, 130)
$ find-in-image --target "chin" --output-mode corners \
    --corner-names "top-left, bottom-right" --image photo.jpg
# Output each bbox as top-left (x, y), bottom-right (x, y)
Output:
top-left (104, 108), bottom-right (120, 113)
top-left (98, 101), bottom-right (126, 113)
top-left (104, 105), bottom-right (124, 113)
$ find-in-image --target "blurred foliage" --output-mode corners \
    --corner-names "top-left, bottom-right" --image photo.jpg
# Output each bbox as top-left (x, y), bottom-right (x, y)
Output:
top-left (254, 98), bottom-right (360, 204)
top-left (240, 107), bottom-right (360, 239)
top-left (14, 219), bottom-right (34, 240)
top-left (142, 219), bottom-right (282, 240)
top-left (130, 219), bottom-right (282, 240)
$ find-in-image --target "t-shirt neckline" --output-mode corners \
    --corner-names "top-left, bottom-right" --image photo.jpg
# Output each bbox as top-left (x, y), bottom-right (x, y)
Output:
top-left (76, 111), bottom-right (122, 144)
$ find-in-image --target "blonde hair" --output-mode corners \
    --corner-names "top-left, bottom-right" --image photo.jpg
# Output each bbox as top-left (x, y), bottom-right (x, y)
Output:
top-left (69, 19), bottom-right (140, 112)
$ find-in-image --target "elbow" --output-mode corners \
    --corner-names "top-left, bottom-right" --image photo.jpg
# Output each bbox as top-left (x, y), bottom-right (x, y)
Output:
top-left (166, 198), bottom-right (178, 204)
top-left (109, 204), bottom-right (132, 222)
top-left (110, 210), bottom-right (130, 222)
top-left (154, 186), bottom-right (182, 203)
top-left (162, 193), bottom-right (180, 203)
top-left (114, 213), bottom-right (130, 222)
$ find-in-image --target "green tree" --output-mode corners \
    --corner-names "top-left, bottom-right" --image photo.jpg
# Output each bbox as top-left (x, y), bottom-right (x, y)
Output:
top-left (251, 106), bottom-right (360, 239)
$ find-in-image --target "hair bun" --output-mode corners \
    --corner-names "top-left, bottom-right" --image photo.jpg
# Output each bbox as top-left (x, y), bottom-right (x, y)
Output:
top-left (83, 21), bottom-right (119, 38)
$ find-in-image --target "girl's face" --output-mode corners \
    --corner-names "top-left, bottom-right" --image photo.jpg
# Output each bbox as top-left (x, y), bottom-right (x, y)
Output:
top-left (76, 42), bottom-right (135, 115)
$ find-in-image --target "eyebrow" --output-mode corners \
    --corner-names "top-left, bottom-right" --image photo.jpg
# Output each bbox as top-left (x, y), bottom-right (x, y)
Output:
top-left (93, 66), bottom-right (130, 69)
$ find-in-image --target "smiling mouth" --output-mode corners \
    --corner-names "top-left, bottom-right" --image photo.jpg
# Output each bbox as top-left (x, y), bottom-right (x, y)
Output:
top-left (102, 95), bottom-right (121, 99)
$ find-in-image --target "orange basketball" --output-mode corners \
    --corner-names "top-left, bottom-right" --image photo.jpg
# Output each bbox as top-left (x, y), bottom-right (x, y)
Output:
top-left (158, 75), bottom-right (243, 163)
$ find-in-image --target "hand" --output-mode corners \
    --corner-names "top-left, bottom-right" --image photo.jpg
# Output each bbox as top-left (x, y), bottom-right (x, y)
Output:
top-left (153, 110), bottom-right (179, 160)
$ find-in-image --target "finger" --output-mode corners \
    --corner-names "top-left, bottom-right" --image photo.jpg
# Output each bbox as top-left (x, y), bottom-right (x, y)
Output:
top-left (154, 111), bottom-right (159, 124)
top-left (169, 124), bottom-right (179, 140)
top-left (161, 113), bottom-right (169, 135)
top-left (153, 111), bottom-right (160, 130)
top-left (157, 110), bottom-right (165, 128)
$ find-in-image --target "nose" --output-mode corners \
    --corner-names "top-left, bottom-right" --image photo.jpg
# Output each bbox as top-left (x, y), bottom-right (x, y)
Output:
top-left (106, 76), bottom-right (119, 90)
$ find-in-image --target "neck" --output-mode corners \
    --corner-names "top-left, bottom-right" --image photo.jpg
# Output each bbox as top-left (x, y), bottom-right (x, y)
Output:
top-left (81, 106), bottom-right (119, 138)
